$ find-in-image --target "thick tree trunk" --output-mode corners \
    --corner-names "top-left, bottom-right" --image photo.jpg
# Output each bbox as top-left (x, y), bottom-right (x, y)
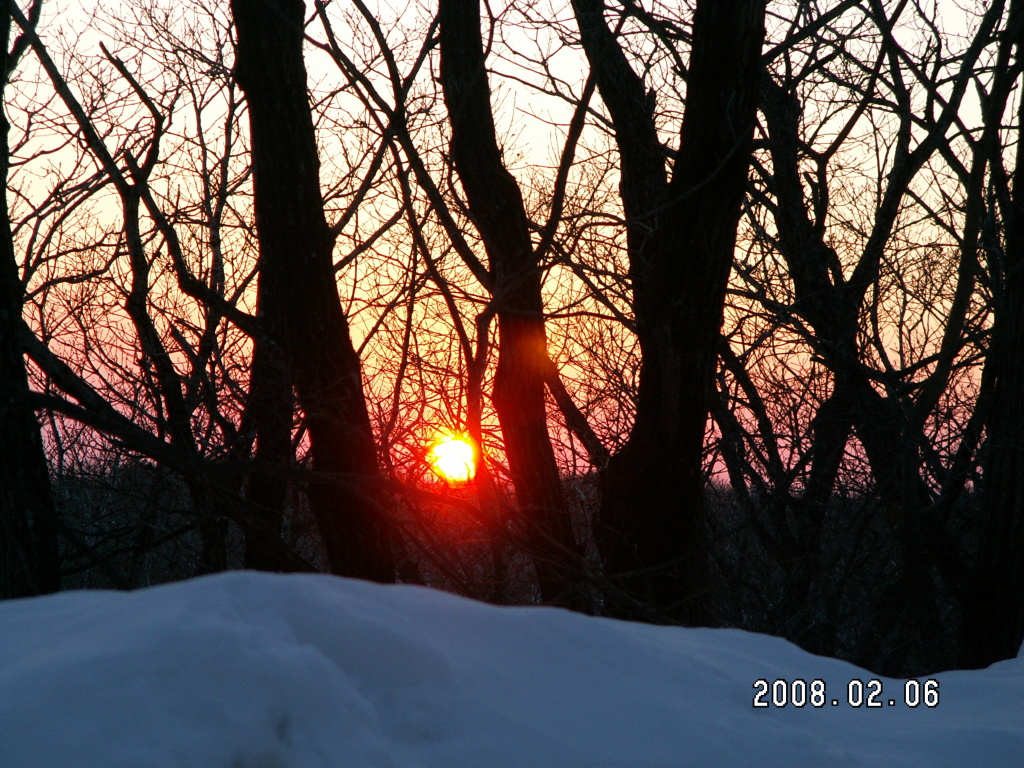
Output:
top-left (961, 244), bottom-right (1024, 666)
top-left (0, 5), bottom-right (61, 598)
top-left (232, 0), bottom-right (394, 581)
top-left (960, 0), bottom-right (1024, 667)
top-left (575, 0), bottom-right (766, 621)
top-left (241, 337), bottom-right (292, 571)
top-left (437, 0), bottom-right (582, 604)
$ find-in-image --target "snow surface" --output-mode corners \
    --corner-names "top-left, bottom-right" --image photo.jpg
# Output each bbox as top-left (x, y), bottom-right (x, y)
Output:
top-left (1, 572), bottom-right (1021, 767)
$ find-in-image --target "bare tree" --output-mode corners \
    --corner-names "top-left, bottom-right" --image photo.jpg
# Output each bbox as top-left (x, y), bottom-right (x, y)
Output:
top-left (572, 0), bottom-right (767, 620)
top-left (0, 0), bottom-right (60, 598)
top-left (437, 0), bottom-right (584, 604)
top-left (231, 0), bottom-right (395, 581)
top-left (961, 0), bottom-right (1024, 670)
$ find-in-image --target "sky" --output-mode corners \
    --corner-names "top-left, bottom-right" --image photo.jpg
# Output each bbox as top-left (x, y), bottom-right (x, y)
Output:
top-left (1, 571), bottom-right (1021, 767)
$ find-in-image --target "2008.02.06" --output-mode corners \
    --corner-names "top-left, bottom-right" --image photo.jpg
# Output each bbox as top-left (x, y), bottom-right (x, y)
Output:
top-left (752, 678), bottom-right (939, 708)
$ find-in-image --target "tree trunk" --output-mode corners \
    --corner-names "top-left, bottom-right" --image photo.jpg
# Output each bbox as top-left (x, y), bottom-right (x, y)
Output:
top-left (575, 0), bottom-right (766, 621)
top-left (437, 0), bottom-right (582, 604)
top-left (241, 336), bottom-right (292, 571)
top-left (960, 0), bottom-right (1024, 667)
top-left (231, 0), bottom-right (394, 581)
top-left (0, 4), bottom-right (61, 598)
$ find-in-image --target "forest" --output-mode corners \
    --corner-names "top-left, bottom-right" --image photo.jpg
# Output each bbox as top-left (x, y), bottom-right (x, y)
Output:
top-left (1, 0), bottom-right (1022, 679)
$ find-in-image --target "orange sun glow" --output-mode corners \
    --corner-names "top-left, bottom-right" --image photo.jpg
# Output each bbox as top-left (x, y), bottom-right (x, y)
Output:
top-left (427, 435), bottom-right (476, 484)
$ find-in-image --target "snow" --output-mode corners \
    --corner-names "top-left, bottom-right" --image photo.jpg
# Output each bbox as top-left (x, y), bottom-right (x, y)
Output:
top-left (1, 572), bottom-right (1020, 767)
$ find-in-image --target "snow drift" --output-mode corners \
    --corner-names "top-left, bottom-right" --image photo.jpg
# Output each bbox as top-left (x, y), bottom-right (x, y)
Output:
top-left (1, 571), bottom-right (1020, 767)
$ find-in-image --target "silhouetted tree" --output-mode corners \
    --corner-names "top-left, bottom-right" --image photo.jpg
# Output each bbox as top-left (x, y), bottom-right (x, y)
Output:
top-left (437, 0), bottom-right (584, 604)
top-left (961, 0), bottom-right (1024, 669)
top-left (231, 0), bottom-right (395, 580)
top-left (0, 0), bottom-right (60, 598)
top-left (573, 0), bottom-right (766, 620)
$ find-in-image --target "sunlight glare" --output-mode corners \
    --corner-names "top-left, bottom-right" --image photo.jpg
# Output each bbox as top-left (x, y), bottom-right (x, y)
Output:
top-left (427, 435), bottom-right (476, 484)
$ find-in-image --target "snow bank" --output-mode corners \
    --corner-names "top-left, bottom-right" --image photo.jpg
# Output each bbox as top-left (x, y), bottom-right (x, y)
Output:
top-left (1, 571), bottom-right (1020, 767)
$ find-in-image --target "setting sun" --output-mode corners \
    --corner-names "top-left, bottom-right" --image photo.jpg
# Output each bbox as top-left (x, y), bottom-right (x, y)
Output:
top-left (426, 435), bottom-right (476, 484)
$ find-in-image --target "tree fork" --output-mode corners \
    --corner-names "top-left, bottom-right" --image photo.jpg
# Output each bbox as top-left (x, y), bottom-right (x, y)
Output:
top-left (576, 0), bottom-right (767, 622)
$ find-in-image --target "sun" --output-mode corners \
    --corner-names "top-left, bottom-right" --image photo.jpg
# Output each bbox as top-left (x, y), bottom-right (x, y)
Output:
top-left (426, 434), bottom-right (476, 484)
